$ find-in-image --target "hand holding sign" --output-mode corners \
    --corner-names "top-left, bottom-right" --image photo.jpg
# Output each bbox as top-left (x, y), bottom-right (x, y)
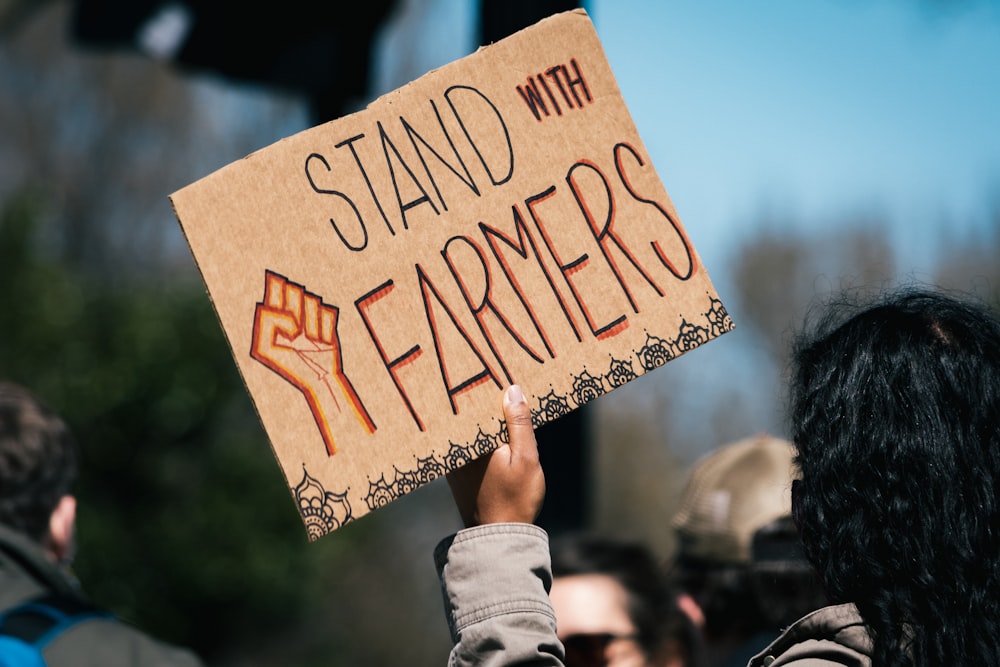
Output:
top-left (446, 385), bottom-right (545, 528)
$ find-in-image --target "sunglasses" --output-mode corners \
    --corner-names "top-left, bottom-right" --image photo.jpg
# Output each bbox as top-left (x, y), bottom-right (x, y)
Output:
top-left (561, 632), bottom-right (640, 667)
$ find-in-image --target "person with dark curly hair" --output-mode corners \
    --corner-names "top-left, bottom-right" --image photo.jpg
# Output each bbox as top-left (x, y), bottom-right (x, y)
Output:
top-left (749, 288), bottom-right (1000, 666)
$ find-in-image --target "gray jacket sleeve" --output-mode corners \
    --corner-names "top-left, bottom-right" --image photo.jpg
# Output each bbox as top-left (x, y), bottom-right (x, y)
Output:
top-left (435, 523), bottom-right (564, 667)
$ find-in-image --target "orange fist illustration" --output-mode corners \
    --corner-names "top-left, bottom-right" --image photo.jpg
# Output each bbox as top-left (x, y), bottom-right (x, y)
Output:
top-left (251, 270), bottom-right (376, 455)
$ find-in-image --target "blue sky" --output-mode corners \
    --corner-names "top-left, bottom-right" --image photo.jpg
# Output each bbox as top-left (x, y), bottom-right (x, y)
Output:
top-left (591, 0), bottom-right (1000, 277)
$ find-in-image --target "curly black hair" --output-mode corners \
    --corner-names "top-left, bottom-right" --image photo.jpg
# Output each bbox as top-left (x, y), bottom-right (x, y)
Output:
top-left (788, 287), bottom-right (1000, 666)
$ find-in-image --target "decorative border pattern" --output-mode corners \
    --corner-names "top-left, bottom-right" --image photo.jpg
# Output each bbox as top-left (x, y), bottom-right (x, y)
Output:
top-left (293, 294), bottom-right (733, 539)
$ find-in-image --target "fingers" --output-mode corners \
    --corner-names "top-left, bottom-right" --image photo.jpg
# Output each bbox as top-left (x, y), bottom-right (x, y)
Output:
top-left (446, 385), bottom-right (546, 528)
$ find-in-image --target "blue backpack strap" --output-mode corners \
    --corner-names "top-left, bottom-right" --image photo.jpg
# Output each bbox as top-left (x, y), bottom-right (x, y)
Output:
top-left (0, 594), bottom-right (113, 650)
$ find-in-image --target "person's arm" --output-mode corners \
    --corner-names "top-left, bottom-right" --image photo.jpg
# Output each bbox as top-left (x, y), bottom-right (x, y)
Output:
top-left (435, 385), bottom-right (564, 667)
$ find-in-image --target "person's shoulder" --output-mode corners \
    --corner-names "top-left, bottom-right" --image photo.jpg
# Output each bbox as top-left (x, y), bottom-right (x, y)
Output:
top-left (747, 604), bottom-right (871, 667)
top-left (44, 615), bottom-right (204, 667)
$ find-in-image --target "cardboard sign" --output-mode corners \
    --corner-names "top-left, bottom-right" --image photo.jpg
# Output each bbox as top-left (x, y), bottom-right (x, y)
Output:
top-left (170, 9), bottom-right (733, 540)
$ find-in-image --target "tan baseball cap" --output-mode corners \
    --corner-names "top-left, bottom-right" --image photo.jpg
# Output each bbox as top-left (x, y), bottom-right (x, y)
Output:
top-left (672, 434), bottom-right (798, 564)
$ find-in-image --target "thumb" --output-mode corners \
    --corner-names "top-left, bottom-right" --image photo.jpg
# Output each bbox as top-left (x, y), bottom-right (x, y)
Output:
top-left (503, 385), bottom-right (537, 460)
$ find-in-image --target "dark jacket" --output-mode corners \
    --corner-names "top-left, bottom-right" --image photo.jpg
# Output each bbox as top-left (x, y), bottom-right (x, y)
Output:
top-left (0, 524), bottom-right (204, 667)
top-left (748, 604), bottom-right (871, 667)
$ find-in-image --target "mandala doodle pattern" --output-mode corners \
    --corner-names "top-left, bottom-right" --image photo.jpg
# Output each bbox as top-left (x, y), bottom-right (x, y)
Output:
top-left (354, 427), bottom-right (504, 516)
top-left (297, 295), bottom-right (730, 538)
top-left (706, 295), bottom-right (735, 337)
top-left (497, 421), bottom-right (510, 445)
top-left (571, 370), bottom-right (605, 405)
top-left (637, 332), bottom-right (674, 371)
top-left (443, 440), bottom-right (478, 470)
top-left (392, 467), bottom-right (421, 496)
top-left (364, 474), bottom-right (395, 510)
top-left (414, 454), bottom-right (447, 484)
top-left (537, 389), bottom-right (573, 423)
top-left (675, 317), bottom-right (710, 353)
top-left (472, 428), bottom-right (498, 457)
top-left (606, 356), bottom-right (637, 388)
top-left (294, 467), bottom-right (354, 541)
top-left (540, 295), bottom-right (725, 414)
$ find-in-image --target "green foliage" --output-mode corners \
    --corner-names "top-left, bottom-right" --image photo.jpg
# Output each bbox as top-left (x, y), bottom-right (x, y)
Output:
top-left (0, 191), bottom-right (351, 661)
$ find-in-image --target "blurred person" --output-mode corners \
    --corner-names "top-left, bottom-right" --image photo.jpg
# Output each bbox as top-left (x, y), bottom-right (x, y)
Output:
top-left (671, 435), bottom-right (827, 667)
top-left (0, 381), bottom-right (203, 666)
top-left (549, 533), bottom-right (702, 667)
top-left (752, 287), bottom-right (1000, 666)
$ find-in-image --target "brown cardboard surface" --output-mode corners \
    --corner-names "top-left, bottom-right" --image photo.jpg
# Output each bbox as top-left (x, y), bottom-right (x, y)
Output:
top-left (170, 9), bottom-right (733, 540)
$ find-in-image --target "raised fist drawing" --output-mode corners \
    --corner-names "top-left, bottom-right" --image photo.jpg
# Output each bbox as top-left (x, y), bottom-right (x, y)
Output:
top-left (251, 270), bottom-right (376, 455)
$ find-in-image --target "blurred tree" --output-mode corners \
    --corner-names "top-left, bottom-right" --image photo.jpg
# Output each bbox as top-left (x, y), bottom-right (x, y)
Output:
top-left (731, 219), bottom-right (897, 368)
top-left (723, 207), bottom-right (1000, 459)
top-left (932, 200), bottom-right (1000, 306)
top-left (732, 205), bottom-right (1000, 382)
top-left (0, 190), bottom-right (370, 664)
top-left (0, 1), bottom-right (305, 279)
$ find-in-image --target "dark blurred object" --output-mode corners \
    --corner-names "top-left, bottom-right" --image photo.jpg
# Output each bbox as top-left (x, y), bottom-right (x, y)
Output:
top-left (0, 0), bottom-right (57, 34)
top-left (479, 0), bottom-right (588, 535)
top-left (480, 0), bottom-right (582, 45)
top-left (535, 405), bottom-right (591, 534)
top-left (68, 0), bottom-right (397, 122)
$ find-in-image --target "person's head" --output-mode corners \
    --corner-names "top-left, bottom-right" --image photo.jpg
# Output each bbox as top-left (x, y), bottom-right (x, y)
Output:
top-left (549, 534), bottom-right (699, 667)
top-left (0, 382), bottom-right (78, 562)
top-left (789, 287), bottom-right (1000, 666)
top-left (671, 435), bottom-right (827, 646)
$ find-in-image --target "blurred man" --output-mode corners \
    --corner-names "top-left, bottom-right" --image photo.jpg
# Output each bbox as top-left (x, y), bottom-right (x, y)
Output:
top-left (671, 435), bottom-right (827, 667)
top-left (0, 381), bottom-right (203, 666)
top-left (550, 533), bottom-right (702, 667)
